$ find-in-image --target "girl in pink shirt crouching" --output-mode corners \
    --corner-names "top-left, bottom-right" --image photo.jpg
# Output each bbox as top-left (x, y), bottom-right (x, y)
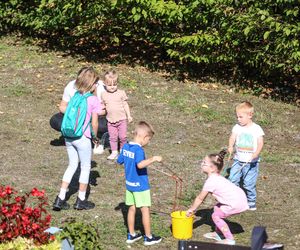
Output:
top-left (101, 70), bottom-right (133, 160)
top-left (186, 149), bottom-right (248, 245)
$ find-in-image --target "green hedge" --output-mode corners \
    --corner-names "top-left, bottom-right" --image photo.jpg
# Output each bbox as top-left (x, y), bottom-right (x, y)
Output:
top-left (0, 0), bottom-right (299, 83)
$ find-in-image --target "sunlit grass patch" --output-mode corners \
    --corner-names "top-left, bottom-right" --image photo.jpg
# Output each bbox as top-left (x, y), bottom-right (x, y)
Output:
top-left (1, 78), bottom-right (32, 97)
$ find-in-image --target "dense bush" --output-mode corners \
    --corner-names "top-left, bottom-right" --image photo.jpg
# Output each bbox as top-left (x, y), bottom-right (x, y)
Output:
top-left (0, 0), bottom-right (299, 91)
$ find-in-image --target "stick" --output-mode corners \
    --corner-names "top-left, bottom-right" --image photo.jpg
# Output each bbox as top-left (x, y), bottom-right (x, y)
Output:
top-left (151, 163), bottom-right (183, 211)
top-left (221, 153), bottom-right (232, 176)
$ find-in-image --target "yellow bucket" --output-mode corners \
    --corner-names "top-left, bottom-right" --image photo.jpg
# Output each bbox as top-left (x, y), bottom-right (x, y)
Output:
top-left (171, 211), bottom-right (193, 239)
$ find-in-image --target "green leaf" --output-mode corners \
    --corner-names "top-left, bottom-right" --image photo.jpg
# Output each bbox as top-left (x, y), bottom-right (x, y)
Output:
top-left (133, 14), bottom-right (141, 22)
top-left (284, 28), bottom-right (291, 36)
top-left (244, 26), bottom-right (251, 36)
top-left (263, 31), bottom-right (270, 40)
top-left (132, 7), bottom-right (136, 15)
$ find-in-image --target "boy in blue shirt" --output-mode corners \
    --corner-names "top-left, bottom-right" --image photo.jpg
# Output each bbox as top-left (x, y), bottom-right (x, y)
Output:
top-left (117, 121), bottom-right (162, 246)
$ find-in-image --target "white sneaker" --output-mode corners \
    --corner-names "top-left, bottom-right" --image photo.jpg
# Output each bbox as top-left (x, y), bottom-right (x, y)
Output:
top-left (93, 144), bottom-right (104, 155)
top-left (216, 239), bottom-right (236, 245)
top-left (107, 151), bottom-right (118, 160)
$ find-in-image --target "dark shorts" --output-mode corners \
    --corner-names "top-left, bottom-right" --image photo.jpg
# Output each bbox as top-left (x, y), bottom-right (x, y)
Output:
top-left (49, 113), bottom-right (108, 136)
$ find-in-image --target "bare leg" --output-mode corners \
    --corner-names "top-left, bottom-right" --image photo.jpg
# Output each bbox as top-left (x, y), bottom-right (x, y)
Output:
top-left (141, 206), bottom-right (151, 237)
top-left (79, 183), bottom-right (88, 192)
top-left (127, 205), bottom-right (136, 235)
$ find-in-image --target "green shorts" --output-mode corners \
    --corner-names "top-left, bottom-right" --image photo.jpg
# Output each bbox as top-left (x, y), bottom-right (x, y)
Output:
top-left (125, 190), bottom-right (151, 208)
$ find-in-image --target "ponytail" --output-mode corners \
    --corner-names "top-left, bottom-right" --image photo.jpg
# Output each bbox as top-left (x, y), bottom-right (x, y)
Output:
top-left (208, 149), bottom-right (227, 172)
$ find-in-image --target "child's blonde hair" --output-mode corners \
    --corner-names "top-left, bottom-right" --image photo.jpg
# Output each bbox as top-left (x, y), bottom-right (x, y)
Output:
top-left (135, 121), bottom-right (155, 138)
top-left (236, 101), bottom-right (254, 114)
top-left (75, 67), bottom-right (98, 93)
top-left (104, 70), bottom-right (118, 85)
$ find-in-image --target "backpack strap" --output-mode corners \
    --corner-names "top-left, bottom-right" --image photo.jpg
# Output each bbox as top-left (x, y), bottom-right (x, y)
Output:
top-left (82, 92), bottom-right (97, 139)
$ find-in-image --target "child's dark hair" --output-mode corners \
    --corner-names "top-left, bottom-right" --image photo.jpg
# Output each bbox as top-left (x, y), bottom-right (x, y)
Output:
top-left (208, 149), bottom-right (227, 172)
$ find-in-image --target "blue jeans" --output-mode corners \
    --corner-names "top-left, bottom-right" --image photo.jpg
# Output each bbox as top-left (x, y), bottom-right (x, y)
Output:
top-left (228, 160), bottom-right (259, 207)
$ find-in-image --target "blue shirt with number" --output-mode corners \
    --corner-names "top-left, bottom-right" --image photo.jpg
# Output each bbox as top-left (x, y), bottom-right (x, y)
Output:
top-left (117, 142), bottom-right (150, 192)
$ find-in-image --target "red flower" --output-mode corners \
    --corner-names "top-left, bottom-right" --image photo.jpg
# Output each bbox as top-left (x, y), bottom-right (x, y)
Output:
top-left (1, 206), bottom-right (8, 214)
top-left (0, 222), bottom-right (7, 230)
top-left (5, 186), bottom-right (12, 195)
top-left (24, 207), bottom-right (33, 215)
top-left (32, 223), bottom-right (39, 230)
top-left (21, 215), bottom-right (30, 225)
top-left (0, 185), bottom-right (52, 244)
top-left (6, 232), bottom-right (12, 239)
top-left (31, 188), bottom-right (45, 197)
top-left (33, 208), bottom-right (41, 218)
top-left (45, 214), bottom-right (51, 223)
top-left (15, 196), bottom-right (22, 202)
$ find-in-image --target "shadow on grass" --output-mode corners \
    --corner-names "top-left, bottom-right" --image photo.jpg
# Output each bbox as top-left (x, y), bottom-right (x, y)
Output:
top-left (114, 202), bottom-right (145, 235)
top-left (3, 31), bottom-right (298, 104)
top-left (65, 161), bottom-right (100, 201)
top-left (194, 209), bottom-right (244, 235)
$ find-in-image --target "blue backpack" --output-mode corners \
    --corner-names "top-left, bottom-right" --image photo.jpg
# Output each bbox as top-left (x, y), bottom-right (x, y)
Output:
top-left (61, 91), bottom-right (93, 139)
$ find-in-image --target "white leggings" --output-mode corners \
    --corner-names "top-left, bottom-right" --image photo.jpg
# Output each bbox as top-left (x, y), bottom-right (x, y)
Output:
top-left (62, 135), bottom-right (92, 185)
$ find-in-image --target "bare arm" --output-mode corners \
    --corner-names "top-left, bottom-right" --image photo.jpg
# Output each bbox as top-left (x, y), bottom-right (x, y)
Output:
top-left (59, 100), bottom-right (68, 113)
top-left (123, 101), bottom-right (133, 123)
top-left (186, 190), bottom-right (209, 216)
top-left (137, 156), bottom-right (162, 169)
top-left (252, 136), bottom-right (264, 160)
top-left (228, 133), bottom-right (237, 155)
top-left (91, 112), bottom-right (98, 137)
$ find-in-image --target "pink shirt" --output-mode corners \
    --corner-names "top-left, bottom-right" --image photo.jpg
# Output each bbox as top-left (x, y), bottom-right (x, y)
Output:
top-left (203, 174), bottom-right (248, 215)
top-left (101, 89), bottom-right (128, 123)
top-left (83, 96), bottom-right (101, 138)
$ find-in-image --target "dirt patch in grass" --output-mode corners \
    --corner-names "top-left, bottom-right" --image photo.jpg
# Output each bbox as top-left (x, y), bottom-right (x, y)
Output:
top-left (0, 35), bottom-right (299, 249)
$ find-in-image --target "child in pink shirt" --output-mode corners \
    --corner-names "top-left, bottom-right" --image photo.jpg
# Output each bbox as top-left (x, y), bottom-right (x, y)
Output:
top-left (101, 70), bottom-right (133, 160)
top-left (186, 149), bottom-right (248, 245)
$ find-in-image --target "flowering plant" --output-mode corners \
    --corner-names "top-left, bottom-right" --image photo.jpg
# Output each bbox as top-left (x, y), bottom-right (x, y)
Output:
top-left (0, 185), bottom-right (53, 244)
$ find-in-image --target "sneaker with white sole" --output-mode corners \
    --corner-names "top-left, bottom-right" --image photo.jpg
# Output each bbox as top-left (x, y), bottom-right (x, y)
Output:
top-left (216, 239), bottom-right (236, 245)
top-left (203, 232), bottom-right (222, 241)
top-left (93, 144), bottom-right (104, 155)
top-left (248, 205), bottom-right (257, 211)
top-left (126, 233), bottom-right (143, 244)
top-left (144, 234), bottom-right (162, 246)
top-left (107, 151), bottom-right (118, 160)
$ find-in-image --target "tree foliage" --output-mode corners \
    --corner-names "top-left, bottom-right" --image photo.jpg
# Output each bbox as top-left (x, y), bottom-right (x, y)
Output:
top-left (0, 0), bottom-right (299, 83)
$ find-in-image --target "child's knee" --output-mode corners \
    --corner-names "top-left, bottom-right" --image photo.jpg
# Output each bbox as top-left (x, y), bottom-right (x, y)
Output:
top-left (119, 135), bottom-right (127, 143)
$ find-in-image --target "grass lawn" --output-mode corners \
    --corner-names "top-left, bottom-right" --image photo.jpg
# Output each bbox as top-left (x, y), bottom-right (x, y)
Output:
top-left (0, 35), bottom-right (299, 249)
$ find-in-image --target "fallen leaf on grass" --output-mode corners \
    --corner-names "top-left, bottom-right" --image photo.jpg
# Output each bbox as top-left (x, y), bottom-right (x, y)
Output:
top-left (0, 111), bottom-right (4, 114)
top-left (201, 104), bottom-right (209, 108)
top-left (47, 88), bottom-right (53, 92)
top-left (36, 74), bottom-right (41, 78)
top-left (261, 175), bottom-right (268, 180)
top-left (145, 95), bottom-right (152, 99)
top-left (219, 100), bottom-right (226, 104)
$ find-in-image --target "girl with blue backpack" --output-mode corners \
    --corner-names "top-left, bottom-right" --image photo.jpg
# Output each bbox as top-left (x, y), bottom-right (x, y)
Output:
top-left (53, 67), bottom-right (101, 211)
